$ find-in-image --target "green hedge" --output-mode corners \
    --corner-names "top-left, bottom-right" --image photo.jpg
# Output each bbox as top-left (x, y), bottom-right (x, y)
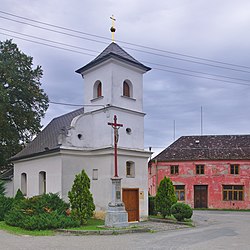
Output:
top-left (5, 193), bottom-right (80, 230)
top-left (0, 196), bottom-right (14, 221)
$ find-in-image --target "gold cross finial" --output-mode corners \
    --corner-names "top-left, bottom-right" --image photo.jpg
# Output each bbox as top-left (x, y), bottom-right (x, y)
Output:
top-left (110, 15), bottom-right (116, 43)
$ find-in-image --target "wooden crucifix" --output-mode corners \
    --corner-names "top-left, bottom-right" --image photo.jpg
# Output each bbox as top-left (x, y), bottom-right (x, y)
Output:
top-left (108, 115), bottom-right (123, 177)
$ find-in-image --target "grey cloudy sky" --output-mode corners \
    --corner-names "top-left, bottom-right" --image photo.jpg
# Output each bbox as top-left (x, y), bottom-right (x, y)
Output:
top-left (1, 0), bottom-right (250, 155)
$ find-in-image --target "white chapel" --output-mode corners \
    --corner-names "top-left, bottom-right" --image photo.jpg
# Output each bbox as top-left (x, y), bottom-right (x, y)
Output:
top-left (10, 41), bottom-right (151, 221)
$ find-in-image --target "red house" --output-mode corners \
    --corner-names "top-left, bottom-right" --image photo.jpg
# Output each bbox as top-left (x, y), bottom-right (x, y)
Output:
top-left (148, 135), bottom-right (250, 209)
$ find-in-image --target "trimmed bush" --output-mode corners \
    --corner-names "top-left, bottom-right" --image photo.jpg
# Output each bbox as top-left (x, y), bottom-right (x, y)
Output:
top-left (5, 193), bottom-right (80, 230)
top-left (170, 202), bottom-right (193, 221)
top-left (148, 196), bottom-right (157, 215)
top-left (155, 177), bottom-right (177, 218)
top-left (0, 196), bottom-right (14, 221)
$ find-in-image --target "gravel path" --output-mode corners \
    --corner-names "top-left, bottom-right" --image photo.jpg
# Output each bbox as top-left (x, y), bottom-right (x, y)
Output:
top-left (138, 220), bottom-right (190, 232)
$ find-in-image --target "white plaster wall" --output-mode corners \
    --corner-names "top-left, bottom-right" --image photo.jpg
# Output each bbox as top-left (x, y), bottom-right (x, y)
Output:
top-left (82, 59), bottom-right (145, 113)
top-left (61, 153), bottom-right (113, 211)
top-left (14, 155), bottom-right (62, 197)
top-left (67, 107), bottom-right (145, 150)
top-left (3, 180), bottom-right (14, 197)
top-left (61, 148), bottom-right (149, 220)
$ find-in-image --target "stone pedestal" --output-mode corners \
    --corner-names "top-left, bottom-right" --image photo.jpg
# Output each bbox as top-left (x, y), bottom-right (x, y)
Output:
top-left (105, 177), bottom-right (129, 228)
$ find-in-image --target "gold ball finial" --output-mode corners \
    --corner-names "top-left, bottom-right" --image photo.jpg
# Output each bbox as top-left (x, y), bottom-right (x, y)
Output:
top-left (110, 15), bottom-right (116, 42)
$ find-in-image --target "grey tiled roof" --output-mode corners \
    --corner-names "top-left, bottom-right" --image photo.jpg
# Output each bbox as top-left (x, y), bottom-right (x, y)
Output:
top-left (0, 167), bottom-right (13, 180)
top-left (154, 135), bottom-right (250, 162)
top-left (76, 42), bottom-right (151, 74)
top-left (11, 108), bottom-right (84, 161)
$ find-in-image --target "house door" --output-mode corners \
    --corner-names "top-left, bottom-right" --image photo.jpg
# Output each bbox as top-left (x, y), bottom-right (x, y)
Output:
top-left (194, 185), bottom-right (208, 208)
top-left (122, 188), bottom-right (139, 222)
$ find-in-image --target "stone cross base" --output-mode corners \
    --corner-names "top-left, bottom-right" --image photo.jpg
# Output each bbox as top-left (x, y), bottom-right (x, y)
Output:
top-left (105, 204), bottom-right (129, 228)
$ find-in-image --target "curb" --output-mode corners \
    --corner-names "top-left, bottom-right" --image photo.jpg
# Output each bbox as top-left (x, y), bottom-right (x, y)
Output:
top-left (56, 227), bottom-right (151, 235)
top-left (149, 217), bottom-right (193, 226)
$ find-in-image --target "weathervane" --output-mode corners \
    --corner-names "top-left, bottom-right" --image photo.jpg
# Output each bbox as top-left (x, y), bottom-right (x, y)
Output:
top-left (110, 15), bottom-right (116, 42)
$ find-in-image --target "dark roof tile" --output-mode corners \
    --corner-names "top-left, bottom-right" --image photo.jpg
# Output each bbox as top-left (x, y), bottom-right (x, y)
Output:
top-left (154, 135), bottom-right (250, 161)
top-left (76, 43), bottom-right (151, 73)
top-left (11, 108), bottom-right (84, 161)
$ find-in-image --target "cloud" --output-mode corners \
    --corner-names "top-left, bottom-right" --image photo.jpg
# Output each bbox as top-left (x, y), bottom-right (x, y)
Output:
top-left (1, 0), bottom-right (250, 151)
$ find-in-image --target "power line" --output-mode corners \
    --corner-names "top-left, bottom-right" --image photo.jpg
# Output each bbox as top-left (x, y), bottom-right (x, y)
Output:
top-left (1, 12), bottom-right (250, 74)
top-left (1, 30), bottom-right (250, 87)
top-left (2, 26), bottom-right (250, 84)
top-left (0, 32), bottom-right (95, 57)
top-left (1, 9), bottom-right (250, 70)
top-left (0, 27), bottom-right (99, 54)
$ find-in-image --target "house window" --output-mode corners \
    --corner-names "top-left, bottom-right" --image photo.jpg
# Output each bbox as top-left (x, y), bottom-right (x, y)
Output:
top-left (223, 185), bottom-right (243, 201)
top-left (170, 165), bottom-right (179, 174)
top-left (126, 161), bottom-right (135, 178)
top-left (92, 169), bottom-right (98, 180)
top-left (93, 80), bottom-right (102, 98)
top-left (21, 173), bottom-right (27, 196)
top-left (39, 171), bottom-right (46, 195)
top-left (174, 185), bottom-right (185, 201)
top-left (123, 80), bottom-right (132, 97)
top-left (196, 164), bottom-right (205, 174)
top-left (230, 164), bottom-right (239, 175)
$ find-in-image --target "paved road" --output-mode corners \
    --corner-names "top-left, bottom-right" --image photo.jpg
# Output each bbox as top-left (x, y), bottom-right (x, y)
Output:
top-left (0, 210), bottom-right (250, 250)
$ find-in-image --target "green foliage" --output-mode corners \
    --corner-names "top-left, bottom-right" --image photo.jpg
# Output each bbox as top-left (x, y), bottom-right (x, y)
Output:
top-left (0, 196), bottom-right (14, 221)
top-left (68, 169), bottom-right (95, 225)
top-left (0, 180), bottom-right (5, 196)
top-left (5, 193), bottom-right (79, 230)
top-left (148, 196), bottom-right (157, 215)
top-left (0, 39), bottom-right (49, 168)
top-left (170, 203), bottom-right (193, 221)
top-left (14, 189), bottom-right (25, 201)
top-left (155, 177), bottom-right (177, 218)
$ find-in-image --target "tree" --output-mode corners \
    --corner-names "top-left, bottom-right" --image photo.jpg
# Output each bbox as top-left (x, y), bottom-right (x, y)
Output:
top-left (155, 177), bottom-right (177, 218)
top-left (68, 169), bottom-right (95, 225)
top-left (0, 40), bottom-right (49, 168)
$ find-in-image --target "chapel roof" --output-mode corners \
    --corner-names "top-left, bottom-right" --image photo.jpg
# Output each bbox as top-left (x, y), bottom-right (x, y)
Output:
top-left (11, 108), bottom-right (85, 161)
top-left (75, 42), bottom-right (151, 74)
top-left (153, 135), bottom-right (250, 162)
top-left (0, 167), bottom-right (13, 181)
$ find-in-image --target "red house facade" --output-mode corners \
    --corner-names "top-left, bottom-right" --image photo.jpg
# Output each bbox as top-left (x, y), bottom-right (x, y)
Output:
top-left (148, 135), bottom-right (250, 209)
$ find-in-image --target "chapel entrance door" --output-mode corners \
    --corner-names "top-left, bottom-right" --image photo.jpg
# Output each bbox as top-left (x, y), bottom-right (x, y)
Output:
top-left (194, 185), bottom-right (208, 208)
top-left (122, 188), bottom-right (139, 222)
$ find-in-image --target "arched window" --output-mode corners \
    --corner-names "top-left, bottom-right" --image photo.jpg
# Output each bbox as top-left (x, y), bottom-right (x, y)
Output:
top-left (123, 80), bottom-right (131, 97)
top-left (21, 173), bottom-right (27, 196)
top-left (39, 171), bottom-right (46, 194)
top-left (93, 80), bottom-right (102, 98)
top-left (126, 161), bottom-right (135, 178)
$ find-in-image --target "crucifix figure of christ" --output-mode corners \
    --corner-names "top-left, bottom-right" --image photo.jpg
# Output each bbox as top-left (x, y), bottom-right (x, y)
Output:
top-left (108, 115), bottom-right (123, 177)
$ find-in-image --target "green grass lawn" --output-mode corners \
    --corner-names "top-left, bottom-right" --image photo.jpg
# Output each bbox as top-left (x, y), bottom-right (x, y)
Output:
top-left (67, 218), bottom-right (106, 231)
top-left (0, 221), bottom-right (54, 236)
top-left (0, 218), bottom-right (105, 236)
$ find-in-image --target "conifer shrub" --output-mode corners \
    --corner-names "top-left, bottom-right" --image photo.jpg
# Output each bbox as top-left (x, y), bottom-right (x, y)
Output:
top-left (14, 189), bottom-right (25, 201)
top-left (68, 169), bottom-right (95, 225)
top-left (170, 202), bottom-right (193, 221)
top-left (155, 177), bottom-right (177, 218)
top-left (5, 193), bottom-right (80, 230)
top-left (0, 196), bottom-right (14, 221)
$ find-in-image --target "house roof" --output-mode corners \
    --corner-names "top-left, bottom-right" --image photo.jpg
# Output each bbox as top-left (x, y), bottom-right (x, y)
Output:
top-left (0, 167), bottom-right (13, 180)
top-left (11, 108), bottom-right (85, 161)
top-left (153, 135), bottom-right (250, 162)
top-left (75, 42), bottom-right (151, 74)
